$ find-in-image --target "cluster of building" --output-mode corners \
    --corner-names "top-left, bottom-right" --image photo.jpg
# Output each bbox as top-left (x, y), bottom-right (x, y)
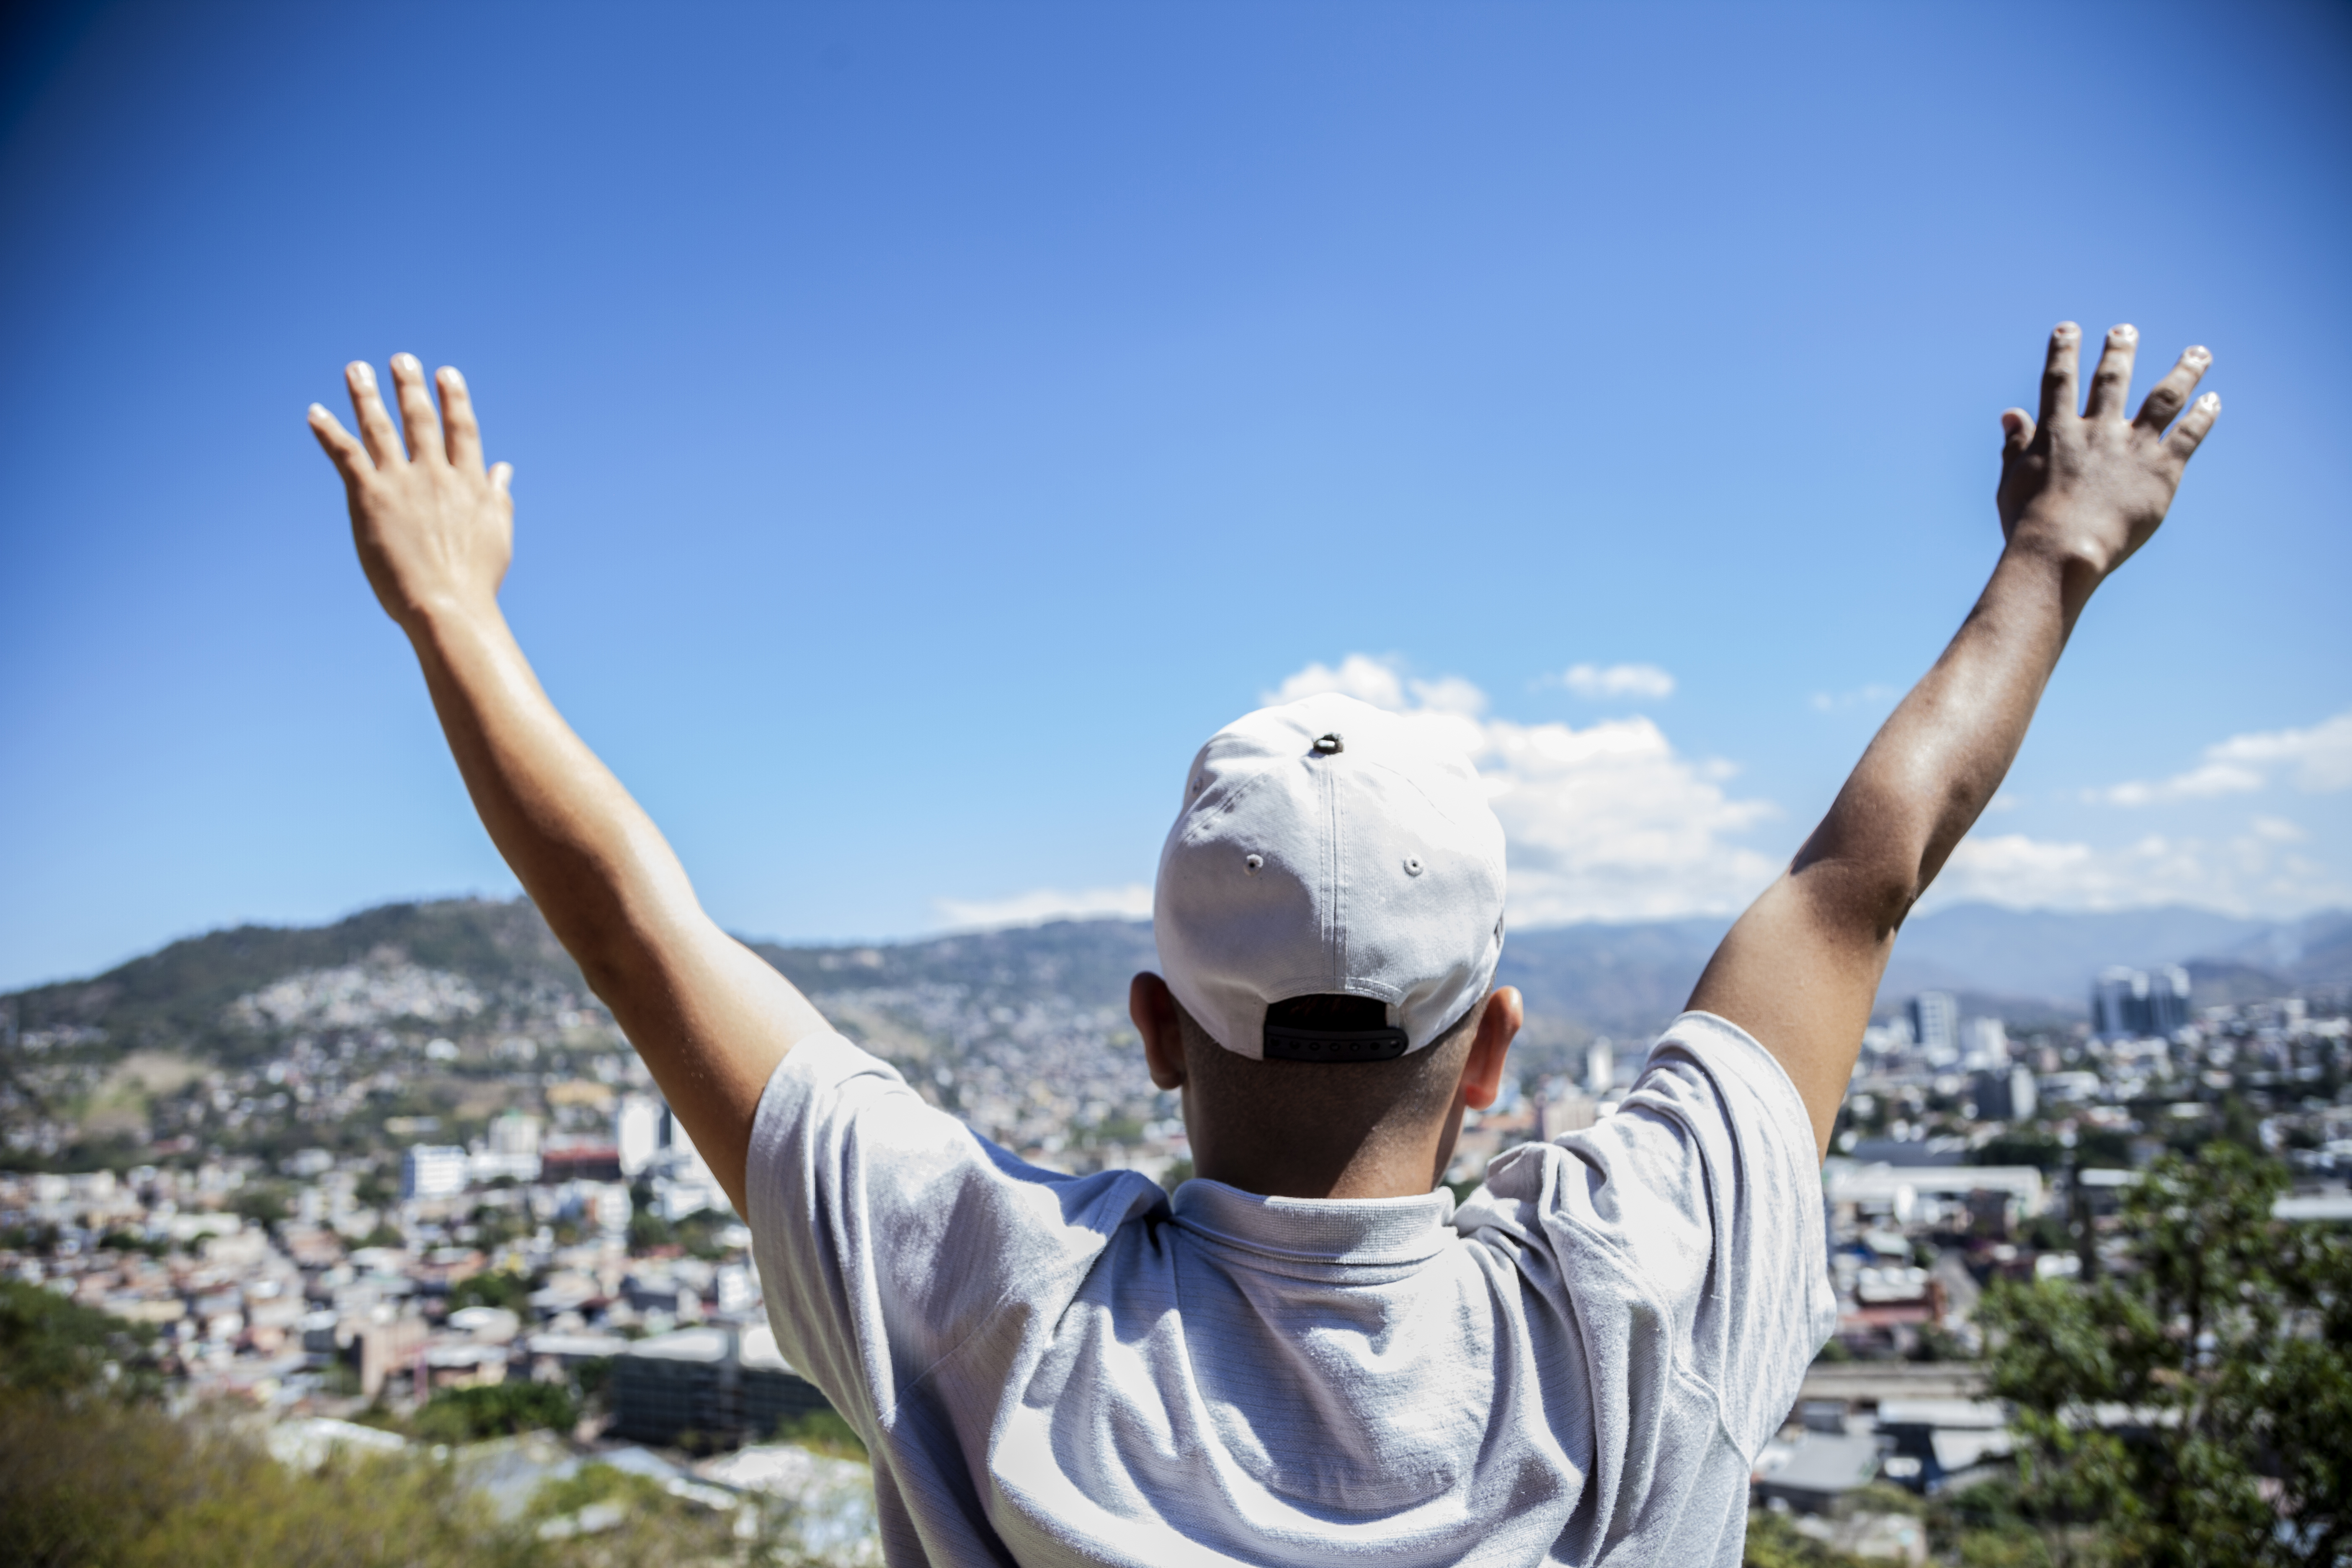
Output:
top-left (6, 936), bottom-right (2347, 1563)
top-left (1730, 977), bottom-right (2350, 1559)
top-left (816, 980), bottom-right (1196, 1181)
top-left (0, 1080), bottom-right (792, 1422)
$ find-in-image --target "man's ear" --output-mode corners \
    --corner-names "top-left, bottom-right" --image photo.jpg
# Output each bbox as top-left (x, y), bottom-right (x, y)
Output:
top-left (1131, 972), bottom-right (1187, 1091)
top-left (1460, 986), bottom-right (1524, 1111)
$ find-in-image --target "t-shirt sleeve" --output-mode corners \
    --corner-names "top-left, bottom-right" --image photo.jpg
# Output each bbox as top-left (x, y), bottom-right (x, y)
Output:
top-left (1467, 1010), bottom-right (1837, 1457)
top-left (741, 1032), bottom-right (1163, 1440)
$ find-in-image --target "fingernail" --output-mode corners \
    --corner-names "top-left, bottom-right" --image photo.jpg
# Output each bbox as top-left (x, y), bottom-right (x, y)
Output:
top-left (2186, 346), bottom-right (2210, 363)
top-left (2054, 322), bottom-right (2078, 338)
top-left (393, 353), bottom-right (420, 374)
top-left (2200, 392), bottom-right (2220, 410)
top-left (307, 402), bottom-right (327, 419)
top-left (2112, 324), bottom-right (2137, 342)
top-left (440, 366), bottom-right (465, 389)
top-left (348, 361), bottom-right (374, 387)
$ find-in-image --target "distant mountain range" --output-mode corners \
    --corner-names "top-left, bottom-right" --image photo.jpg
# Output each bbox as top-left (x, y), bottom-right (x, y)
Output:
top-left (5, 898), bottom-right (2346, 1070)
top-left (1499, 903), bottom-right (2352, 1038)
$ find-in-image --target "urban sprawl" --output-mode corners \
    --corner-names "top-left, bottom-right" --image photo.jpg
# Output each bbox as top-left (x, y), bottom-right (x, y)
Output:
top-left (5, 937), bottom-right (2348, 1559)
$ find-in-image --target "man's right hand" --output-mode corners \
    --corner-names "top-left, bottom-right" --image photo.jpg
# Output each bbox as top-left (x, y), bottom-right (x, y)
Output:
top-left (308, 355), bottom-right (515, 634)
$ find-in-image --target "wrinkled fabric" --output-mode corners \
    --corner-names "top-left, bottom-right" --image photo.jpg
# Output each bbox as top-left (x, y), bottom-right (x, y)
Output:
top-left (747, 1011), bottom-right (1835, 1567)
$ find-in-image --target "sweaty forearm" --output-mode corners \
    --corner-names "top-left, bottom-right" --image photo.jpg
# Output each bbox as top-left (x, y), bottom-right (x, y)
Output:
top-left (1796, 542), bottom-right (2079, 935)
top-left (405, 601), bottom-right (706, 998)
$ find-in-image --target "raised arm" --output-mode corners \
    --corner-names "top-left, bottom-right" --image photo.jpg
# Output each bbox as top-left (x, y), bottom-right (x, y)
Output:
top-left (307, 356), bottom-right (830, 1213)
top-left (1687, 323), bottom-right (2218, 1156)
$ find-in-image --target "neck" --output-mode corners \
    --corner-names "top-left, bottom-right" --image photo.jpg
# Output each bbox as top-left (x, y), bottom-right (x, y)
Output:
top-left (1185, 1095), bottom-right (1468, 1201)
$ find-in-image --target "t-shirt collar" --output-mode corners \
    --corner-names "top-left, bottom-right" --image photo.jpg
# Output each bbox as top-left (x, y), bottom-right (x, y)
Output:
top-left (1168, 1177), bottom-right (1458, 1268)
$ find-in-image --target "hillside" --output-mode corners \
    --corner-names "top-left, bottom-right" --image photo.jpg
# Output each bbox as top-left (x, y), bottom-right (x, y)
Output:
top-left (8, 896), bottom-right (2344, 1065)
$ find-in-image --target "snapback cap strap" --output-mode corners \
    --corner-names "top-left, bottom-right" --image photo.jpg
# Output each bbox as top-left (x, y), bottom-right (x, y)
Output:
top-left (1261, 1023), bottom-right (1411, 1063)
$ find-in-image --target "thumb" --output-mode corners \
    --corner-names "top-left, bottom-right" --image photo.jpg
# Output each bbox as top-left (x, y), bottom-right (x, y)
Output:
top-left (1999, 408), bottom-right (2034, 458)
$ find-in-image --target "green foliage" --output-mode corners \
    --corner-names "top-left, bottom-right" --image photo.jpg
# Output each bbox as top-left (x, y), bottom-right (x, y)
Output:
top-left (523, 1459), bottom-right (665, 1522)
top-left (464, 1203), bottom-right (530, 1248)
top-left (446, 1269), bottom-right (534, 1313)
top-left (1908, 1323), bottom-right (1970, 1364)
top-left (1975, 1128), bottom-right (2135, 1172)
top-left (626, 1208), bottom-right (674, 1252)
top-left (0, 1390), bottom-right (533, 1568)
top-left (1979, 1142), bottom-right (2352, 1567)
top-left (671, 1209), bottom-right (740, 1261)
top-left (1742, 1509), bottom-right (1867, 1567)
top-left (230, 1182), bottom-right (291, 1228)
top-left (1087, 1114), bottom-right (1144, 1148)
top-left (1159, 1157), bottom-right (1194, 1194)
top-left (98, 1228), bottom-right (168, 1259)
top-left (774, 1407), bottom-right (868, 1461)
top-left (410, 1381), bottom-right (576, 1444)
top-left (568, 1354), bottom-right (614, 1406)
top-left (0, 1385), bottom-right (774, 1568)
top-left (0, 1280), bottom-right (154, 1397)
top-left (2, 1222), bottom-right (62, 1255)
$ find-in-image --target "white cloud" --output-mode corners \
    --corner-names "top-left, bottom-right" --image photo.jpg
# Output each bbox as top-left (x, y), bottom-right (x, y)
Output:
top-left (1269, 654), bottom-right (1779, 923)
top-left (2090, 708), bottom-right (2352, 805)
top-left (1810, 683), bottom-right (1897, 713)
top-left (1547, 662), bottom-right (1676, 701)
top-left (933, 883), bottom-right (1154, 930)
top-left (2207, 709), bottom-right (2352, 792)
top-left (1922, 821), bottom-right (2350, 917)
top-left (1265, 655), bottom-right (1487, 715)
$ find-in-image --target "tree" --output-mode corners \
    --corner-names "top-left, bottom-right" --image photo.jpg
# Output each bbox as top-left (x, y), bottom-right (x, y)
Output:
top-left (1977, 1143), bottom-right (2352, 1567)
top-left (410, 1381), bottom-right (576, 1444)
top-left (0, 1281), bottom-right (155, 1397)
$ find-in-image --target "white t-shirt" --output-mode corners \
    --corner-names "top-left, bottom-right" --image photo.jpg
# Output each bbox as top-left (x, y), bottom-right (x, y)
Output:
top-left (746, 1010), bottom-right (1836, 1567)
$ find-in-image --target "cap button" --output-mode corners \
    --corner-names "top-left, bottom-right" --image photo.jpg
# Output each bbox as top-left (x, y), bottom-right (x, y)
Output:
top-left (1404, 856), bottom-right (1424, 876)
top-left (1312, 732), bottom-right (1344, 755)
top-left (1243, 854), bottom-right (1264, 875)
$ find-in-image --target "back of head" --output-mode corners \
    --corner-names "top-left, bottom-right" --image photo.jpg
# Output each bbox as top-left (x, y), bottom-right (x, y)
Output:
top-left (1149, 692), bottom-right (1509, 1194)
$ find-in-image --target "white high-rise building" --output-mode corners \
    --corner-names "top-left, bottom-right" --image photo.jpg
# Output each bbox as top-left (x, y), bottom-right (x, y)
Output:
top-left (1586, 1038), bottom-right (1614, 1096)
top-left (487, 1110), bottom-right (542, 1156)
top-left (1962, 1016), bottom-right (2009, 1070)
top-left (1908, 992), bottom-right (1959, 1061)
top-left (401, 1144), bottom-right (468, 1200)
top-left (616, 1094), bottom-right (664, 1178)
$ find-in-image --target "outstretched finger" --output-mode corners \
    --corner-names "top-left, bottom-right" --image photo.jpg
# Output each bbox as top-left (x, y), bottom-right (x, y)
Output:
top-left (345, 361), bottom-right (404, 467)
top-left (2134, 345), bottom-right (2211, 435)
top-left (308, 403), bottom-right (371, 483)
top-left (490, 461), bottom-right (513, 495)
top-left (2082, 324), bottom-right (2138, 419)
top-left (388, 353), bottom-right (444, 464)
top-left (2037, 322), bottom-right (2081, 426)
top-left (2165, 391), bottom-right (2220, 462)
top-left (2000, 407), bottom-right (2035, 459)
top-left (438, 366), bottom-right (483, 471)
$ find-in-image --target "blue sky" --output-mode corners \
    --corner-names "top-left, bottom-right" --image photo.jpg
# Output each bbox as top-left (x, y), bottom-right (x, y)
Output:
top-left (3, 1), bottom-right (2347, 990)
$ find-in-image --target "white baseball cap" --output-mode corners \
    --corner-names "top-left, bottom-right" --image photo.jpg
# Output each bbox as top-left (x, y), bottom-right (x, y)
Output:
top-left (1153, 692), bottom-right (1508, 1061)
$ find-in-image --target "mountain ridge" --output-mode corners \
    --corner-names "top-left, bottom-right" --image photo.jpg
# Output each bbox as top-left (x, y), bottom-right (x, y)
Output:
top-left (7, 898), bottom-right (2344, 1066)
